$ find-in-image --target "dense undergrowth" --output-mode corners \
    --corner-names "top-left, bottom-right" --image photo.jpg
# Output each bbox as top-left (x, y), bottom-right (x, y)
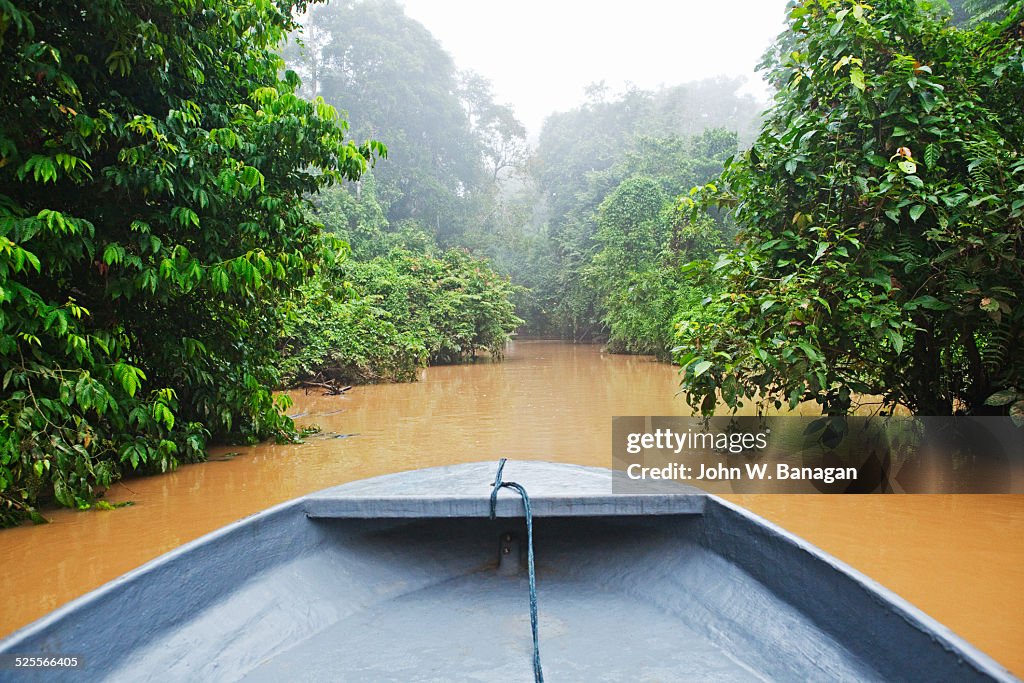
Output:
top-left (280, 186), bottom-right (521, 384)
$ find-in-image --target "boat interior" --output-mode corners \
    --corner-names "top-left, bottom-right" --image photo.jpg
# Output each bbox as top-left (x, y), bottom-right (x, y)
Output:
top-left (1, 462), bottom-right (1012, 682)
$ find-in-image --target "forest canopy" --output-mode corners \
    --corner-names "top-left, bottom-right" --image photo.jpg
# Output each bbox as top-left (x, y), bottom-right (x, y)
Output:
top-left (284, 0), bottom-right (527, 242)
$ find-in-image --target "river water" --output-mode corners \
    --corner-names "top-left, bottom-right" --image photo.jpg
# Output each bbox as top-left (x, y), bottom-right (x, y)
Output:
top-left (1, 341), bottom-right (1021, 674)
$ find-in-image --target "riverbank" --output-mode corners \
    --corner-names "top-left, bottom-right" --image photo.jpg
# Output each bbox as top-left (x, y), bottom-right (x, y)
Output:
top-left (1, 341), bottom-right (1021, 675)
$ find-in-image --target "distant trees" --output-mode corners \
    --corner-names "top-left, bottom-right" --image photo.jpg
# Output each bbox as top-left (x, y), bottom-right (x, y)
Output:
top-left (500, 79), bottom-right (757, 341)
top-left (285, 0), bottom-right (528, 241)
top-left (458, 72), bottom-right (529, 184)
top-left (285, 3), bottom-right (765, 350)
top-left (0, 0), bottom-right (378, 522)
top-left (585, 176), bottom-right (724, 357)
top-left (277, 0), bottom-right (524, 385)
top-left (675, 0), bottom-right (1024, 417)
top-left (590, 178), bottom-right (670, 290)
top-left (531, 79), bottom-right (760, 238)
top-left (586, 178), bottom-right (671, 355)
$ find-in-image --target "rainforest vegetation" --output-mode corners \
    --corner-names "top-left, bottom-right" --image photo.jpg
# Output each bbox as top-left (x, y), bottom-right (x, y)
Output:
top-left (675, 0), bottom-right (1024, 417)
top-left (1, 0), bottom-right (1021, 523)
top-left (0, 0), bottom-right (520, 523)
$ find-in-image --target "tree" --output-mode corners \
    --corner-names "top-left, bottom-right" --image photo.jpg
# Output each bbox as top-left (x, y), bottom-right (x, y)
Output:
top-left (458, 71), bottom-right (528, 184)
top-left (281, 241), bottom-right (522, 382)
top-left (591, 178), bottom-right (670, 278)
top-left (675, 0), bottom-right (1024, 417)
top-left (0, 0), bottom-right (378, 523)
top-left (516, 77), bottom-right (759, 340)
top-left (309, 173), bottom-right (389, 259)
top-left (286, 1), bottom-right (526, 243)
top-left (511, 118), bottom-right (743, 340)
top-left (584, 175), bottom-right (726, 357)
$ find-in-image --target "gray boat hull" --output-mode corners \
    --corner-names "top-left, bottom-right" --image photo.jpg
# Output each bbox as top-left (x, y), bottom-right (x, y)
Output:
top-left (0, 461), bottom-right (1016, 682)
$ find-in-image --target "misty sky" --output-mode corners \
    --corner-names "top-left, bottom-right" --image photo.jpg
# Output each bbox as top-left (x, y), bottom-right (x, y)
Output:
top-left (400, 0), bottom-right (791, 136)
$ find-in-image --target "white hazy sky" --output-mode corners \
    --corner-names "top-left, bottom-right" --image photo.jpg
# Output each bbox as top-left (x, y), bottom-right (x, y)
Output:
top-left (399, 0), bottom-right (790, 136)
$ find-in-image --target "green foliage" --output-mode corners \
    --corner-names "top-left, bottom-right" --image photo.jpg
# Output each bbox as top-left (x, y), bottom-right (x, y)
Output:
top-left (674, 0), bottom-right (1024, 416)
top-left (284, 0), bottom-right (527, 242)
top-left (279, 267), bottom-right (427, 384)
top-left (586, 177), bottom-right (670, 354)
top-left (984, 386), bottom-right (1024, 426)
top-left (0, 0), bottom-right (378, 524)
top-left (287, 5), bottom-right (761, 346)
top-left (600, 268), bottom-right (684, 357)
top-left (281, 183), bottom-right (522, 384)
top-left (589, 180), bottom-right (725, 357)
top-left (510, 107), bottom-right (748, 340)
top-left (941, 0), bottom-right (1014, 25)
top-left (346, 247), bottom-right (523, 364)
top-left (533, 81), bottom-right (759, 238)
top-left (592, 177), bottom-right (671, 276)
top-left (281, 245), bottom-right (522, 381)
top-left (308, 173), bottom-right (390, 259)
top-left (500, 119), bottom-right (742, 344)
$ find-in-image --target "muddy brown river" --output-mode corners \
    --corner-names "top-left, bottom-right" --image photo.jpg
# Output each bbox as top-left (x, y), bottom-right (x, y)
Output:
top-left (1, 341), bottom-right (1021, 674)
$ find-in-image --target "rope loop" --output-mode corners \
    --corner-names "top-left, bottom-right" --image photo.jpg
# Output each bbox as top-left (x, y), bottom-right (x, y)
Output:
top-left (489, 458), bottom-right (544, 683)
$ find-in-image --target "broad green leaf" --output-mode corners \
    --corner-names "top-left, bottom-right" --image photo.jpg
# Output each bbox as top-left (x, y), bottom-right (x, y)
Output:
top-left (691, 360), bottom-right (713, 377)
top-left (850, 67), bottom-right (865, 91)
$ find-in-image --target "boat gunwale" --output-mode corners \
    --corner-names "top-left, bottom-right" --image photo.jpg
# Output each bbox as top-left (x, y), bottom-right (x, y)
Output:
top-left (703, 495), bottom-right (1019, 682)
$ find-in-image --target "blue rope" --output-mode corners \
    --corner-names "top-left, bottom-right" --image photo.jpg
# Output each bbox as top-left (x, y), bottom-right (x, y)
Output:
top-left (490, 458), bottom-right (544, 683)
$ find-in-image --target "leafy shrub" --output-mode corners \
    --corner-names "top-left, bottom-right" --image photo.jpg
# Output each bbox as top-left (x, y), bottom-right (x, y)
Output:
top-left (281, 243), bottom-right (522, 384)
top-left (674, 0), bottom-right (1024, 416)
